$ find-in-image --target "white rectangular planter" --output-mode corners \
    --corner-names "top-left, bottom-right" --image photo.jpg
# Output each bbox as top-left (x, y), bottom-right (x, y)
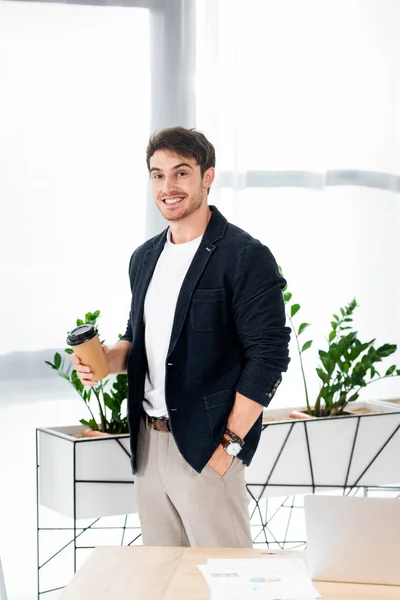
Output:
top-left (38, 425), bottom-right (136, 520)
top-left (372, 398), bottom-right (400, 410)
top-left (245, 400), bottom-right (400, 498)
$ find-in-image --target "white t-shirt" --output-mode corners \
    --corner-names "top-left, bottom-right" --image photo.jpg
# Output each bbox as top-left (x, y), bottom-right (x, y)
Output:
top-left (143, 229), bottom-right (203, 417)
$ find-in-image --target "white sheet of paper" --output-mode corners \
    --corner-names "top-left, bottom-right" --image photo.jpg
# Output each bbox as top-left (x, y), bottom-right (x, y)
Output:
top-left (197, 557), bottom-right (321, 600)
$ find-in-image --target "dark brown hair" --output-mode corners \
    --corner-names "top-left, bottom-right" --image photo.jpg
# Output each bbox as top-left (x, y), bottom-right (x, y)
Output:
top-left (146, 126), bottom-right (216, 177)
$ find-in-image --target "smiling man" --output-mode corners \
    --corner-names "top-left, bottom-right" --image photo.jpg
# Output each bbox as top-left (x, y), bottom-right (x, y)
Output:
top-left (73, 126), bottom-right (290, 548)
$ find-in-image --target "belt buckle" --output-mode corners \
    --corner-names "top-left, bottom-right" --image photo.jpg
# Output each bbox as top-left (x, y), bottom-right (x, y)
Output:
top-left (144, 413), bottom-right (170, 432)
top-left (154, 416), bottom-right (170, 432)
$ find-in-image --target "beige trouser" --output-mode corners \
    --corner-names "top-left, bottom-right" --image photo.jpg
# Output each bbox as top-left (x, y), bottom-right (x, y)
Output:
top-left (135, 419), bottom-right (252, 547)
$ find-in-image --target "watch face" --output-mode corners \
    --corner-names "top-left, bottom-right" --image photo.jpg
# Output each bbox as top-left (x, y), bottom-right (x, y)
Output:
top-left (226, 441), bottom-right (242, 457)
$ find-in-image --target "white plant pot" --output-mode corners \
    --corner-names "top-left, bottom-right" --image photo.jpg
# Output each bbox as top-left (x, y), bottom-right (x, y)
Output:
top-left (245, 400), bottom-right (400, 498)
top-left (38, 425), bottom-right (136, 519)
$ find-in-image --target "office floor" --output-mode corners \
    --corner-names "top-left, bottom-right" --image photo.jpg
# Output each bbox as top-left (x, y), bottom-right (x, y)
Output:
top-left (0, 378), bottom-right (84, 600)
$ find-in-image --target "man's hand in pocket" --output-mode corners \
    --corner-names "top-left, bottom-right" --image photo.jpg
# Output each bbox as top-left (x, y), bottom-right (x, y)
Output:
top-left (208, 444), bottom-right (233, 476)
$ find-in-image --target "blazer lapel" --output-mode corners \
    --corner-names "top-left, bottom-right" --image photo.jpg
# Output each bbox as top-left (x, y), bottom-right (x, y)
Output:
top-left (136, 206), bottom-right (227, 357)
top-left (167, 240), bottom-right (217, 357)
top-left (133, 232), bottom-right (167, 335)
top-left (167, 206), bottom-right (227, 357)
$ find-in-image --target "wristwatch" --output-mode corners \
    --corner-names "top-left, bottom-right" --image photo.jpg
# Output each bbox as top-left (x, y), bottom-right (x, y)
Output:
top-left (220, 437), bottom-right (242, 457)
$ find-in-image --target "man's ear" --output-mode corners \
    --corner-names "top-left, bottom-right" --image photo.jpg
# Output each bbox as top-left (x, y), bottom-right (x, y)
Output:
top-left (203, 167), bottom-right (215, 191)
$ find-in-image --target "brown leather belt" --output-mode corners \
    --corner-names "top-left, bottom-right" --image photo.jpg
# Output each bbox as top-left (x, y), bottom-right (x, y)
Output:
top-left (143, 413), bottom-right (171, 432)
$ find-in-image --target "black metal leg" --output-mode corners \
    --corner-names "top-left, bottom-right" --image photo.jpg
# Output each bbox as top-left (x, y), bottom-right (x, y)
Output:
top-left (36, 429), bottom-right (140, 597)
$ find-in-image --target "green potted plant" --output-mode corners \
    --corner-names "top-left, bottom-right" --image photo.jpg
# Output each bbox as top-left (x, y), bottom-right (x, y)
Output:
top-left (245, 284), bottom-right (400, 498)
top-left (38, 310), bottom-right (135, 521)
top-left (312, 299), bottom-right (399, 416)
top-left (45, 310), bottom-right (129, 435)
top-left (282, 287), bottom-right (400, 418)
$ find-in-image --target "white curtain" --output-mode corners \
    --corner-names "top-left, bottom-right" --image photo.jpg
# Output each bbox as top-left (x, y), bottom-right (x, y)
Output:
top-left (0, 1), bottom-right (150, 356)
top-left (196, 0), bottom-right (400, 405)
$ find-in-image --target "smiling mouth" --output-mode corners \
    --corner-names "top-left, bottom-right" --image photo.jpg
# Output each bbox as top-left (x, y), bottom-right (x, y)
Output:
top-left (162, 196), bottom-right (185, 205)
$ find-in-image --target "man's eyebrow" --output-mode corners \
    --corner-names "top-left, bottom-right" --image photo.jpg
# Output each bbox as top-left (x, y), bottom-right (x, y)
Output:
top-left (149, 162), bottom-right (194, 174)
top-left (173, 163), bottom-right (194, 170)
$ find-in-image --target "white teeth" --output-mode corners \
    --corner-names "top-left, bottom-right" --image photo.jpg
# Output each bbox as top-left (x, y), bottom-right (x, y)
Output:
top-left (164, 197), bottom-right (183, 204)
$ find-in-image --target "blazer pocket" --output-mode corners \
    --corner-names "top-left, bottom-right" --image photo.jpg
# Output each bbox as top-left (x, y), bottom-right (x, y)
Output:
top-left (190, 288), bottom-right (227, 332)
top-left (204, 388), bottom-right (235, 444)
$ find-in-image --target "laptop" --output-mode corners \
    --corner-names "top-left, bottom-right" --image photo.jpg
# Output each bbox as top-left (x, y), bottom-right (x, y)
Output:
top-left (304, 494), bottom-right (400, 585)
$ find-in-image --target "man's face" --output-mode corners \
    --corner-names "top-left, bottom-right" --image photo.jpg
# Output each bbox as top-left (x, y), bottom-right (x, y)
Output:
top-left (149, 150), bottom-right (209, 222)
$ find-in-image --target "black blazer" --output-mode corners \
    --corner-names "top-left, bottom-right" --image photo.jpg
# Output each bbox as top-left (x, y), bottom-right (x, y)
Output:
top-left (120, 206), bottom-right (290, 473)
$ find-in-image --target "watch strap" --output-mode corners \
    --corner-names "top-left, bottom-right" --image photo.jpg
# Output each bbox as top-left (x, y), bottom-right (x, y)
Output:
top-left (220, 437), bottom-right (231, 450)
top-left (225, 427), bottom-right (245, 447)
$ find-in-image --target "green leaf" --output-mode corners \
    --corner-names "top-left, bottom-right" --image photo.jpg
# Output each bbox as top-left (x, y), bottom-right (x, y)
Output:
top-left (80, 418), bottom-right (98, 430)
top-left (301, 340), bottom-right (312, 352)
top-left (54, 353), bottom-right (62, 369)
top-left (298, 322), bottom-right (310, 335)
top-left (283, 292), bottom-right (292, 303)
top-left (76, 319), bottom-right (84, 326)
top-left (290, 304), bottom-right (300, 318)
top-left (329, 331), bottom-right (336, 342)
top-left (44, 360), bottom-right (55, 368)
top-left (330, 321), bottom-right (337, 330)
top-left (333, 314), bottom-right (339, 321)
top-left (347, 392), bottom-right (360, 403)
top-left (385, 365), bottom-right (397, 376)
top-left (377, 344), bottom-right (397, 358)
top-left (103, 392), bottom-right (116, 411)
top-left (316, 367), bottom-right (326, 382)
top-left (93, 310), bottom-right (100, 318)
top-left (64, 348), bottom-right (74, 355)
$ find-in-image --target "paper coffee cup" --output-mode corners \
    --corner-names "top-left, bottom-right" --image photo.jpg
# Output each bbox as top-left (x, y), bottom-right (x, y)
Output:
top-left (67, 324), bottom-right (110, 381)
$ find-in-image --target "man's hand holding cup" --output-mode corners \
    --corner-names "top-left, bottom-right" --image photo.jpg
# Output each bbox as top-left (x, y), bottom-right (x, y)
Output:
top-left (67, 324), bottom-right (110, 386)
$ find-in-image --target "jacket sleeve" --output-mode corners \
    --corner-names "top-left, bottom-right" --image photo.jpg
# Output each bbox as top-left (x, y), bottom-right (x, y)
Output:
top-left (119, 311), bottom-right (133, 343)
top-left (232, 241), bottom-right (291, 406)
top-left (118, 250), bottom-right (137, 344)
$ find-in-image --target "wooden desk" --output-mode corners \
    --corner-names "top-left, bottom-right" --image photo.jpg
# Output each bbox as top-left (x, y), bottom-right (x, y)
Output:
top-left (60, 546), bottom-right (400, 599)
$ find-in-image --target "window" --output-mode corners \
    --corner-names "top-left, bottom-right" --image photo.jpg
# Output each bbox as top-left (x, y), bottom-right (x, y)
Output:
top-left (0, 2), bottom-right (150, 354)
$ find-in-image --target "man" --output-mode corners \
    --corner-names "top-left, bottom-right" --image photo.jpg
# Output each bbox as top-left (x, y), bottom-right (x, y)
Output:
top-left (73, 127), bottom-right (290, 548)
